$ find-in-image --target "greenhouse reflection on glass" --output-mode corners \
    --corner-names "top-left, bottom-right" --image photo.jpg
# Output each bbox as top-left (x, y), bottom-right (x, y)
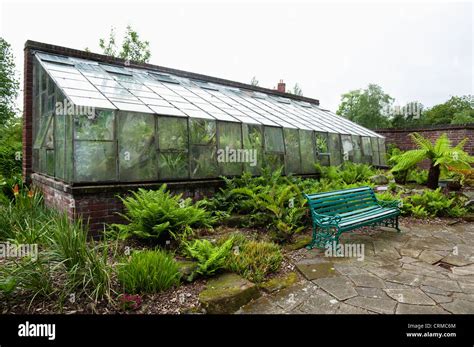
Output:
top-left (31, 51), bottom-right (386, 184)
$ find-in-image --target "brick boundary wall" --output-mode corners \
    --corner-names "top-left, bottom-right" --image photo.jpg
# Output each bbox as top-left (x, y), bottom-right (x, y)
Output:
top-left (31, 174), bottom-right (224, 236)
top-left (375, 124), bottom-right (474, 169)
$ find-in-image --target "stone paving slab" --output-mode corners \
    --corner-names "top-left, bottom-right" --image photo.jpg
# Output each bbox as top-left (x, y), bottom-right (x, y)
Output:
top-left (313, 276), bottom-right (358, 301)
top-left (349, 274), bottom-right (386, 288)
top-left (396, 304), bottom-right (450, 314)
top-left (384, 288), bottom-right (436, 305)
top-left (345, 296), bottom-right (397, 314)
top-left (239, 222), bottom-right (474, 314)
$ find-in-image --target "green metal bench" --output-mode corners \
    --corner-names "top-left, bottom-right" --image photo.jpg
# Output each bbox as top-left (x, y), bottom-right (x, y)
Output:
top-left (304, 186), bottom-right (401, 249)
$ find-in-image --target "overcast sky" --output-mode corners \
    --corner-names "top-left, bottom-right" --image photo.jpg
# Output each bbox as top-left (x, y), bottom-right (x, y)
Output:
top-left (0, 0), bottom-right (472, 112)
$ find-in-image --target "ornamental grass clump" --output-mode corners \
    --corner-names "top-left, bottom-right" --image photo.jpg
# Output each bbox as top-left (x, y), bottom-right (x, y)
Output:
top-left (117, 250), bottom-right (180, 294)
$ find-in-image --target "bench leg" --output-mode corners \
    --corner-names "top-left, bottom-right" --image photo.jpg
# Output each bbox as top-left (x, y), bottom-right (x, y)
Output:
top-left (306, 225), bottom-right (318, 250)
top-left (395, 216), bottom-right (401, 232)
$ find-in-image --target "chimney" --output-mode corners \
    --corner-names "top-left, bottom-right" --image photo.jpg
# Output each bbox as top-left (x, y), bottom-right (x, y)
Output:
top-left (277, 79), bottom-right (286, 93)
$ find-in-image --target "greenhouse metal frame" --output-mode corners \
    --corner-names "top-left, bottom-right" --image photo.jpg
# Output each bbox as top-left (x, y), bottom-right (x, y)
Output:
top-left (30, 49), bottom-right (386, 185)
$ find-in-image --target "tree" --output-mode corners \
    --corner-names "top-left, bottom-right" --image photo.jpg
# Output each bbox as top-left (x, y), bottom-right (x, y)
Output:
top-left (250, 76), bottom-right (259, 86)
top-left (0, 37), bottom-right (19, 127)
top-left (391, 133), bottom-right (474, 189)
top-left (337, 84), bottom-right (393, 129)
top-left (292, 83), bottom-right (303, 96)
top-left (424, 95), bottom-right (474, 125)
top-left (99, 25), bottom-right (151, 63)
top-left (390, 101), bottom-right (424, 128)
top-left (451, 109), bottom-right (474, 124)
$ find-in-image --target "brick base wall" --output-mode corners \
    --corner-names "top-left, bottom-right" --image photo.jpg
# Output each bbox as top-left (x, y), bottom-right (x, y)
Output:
top-left (31, 174), bottom-right (223, 236)
top-left (376, 126), bottom-right (474, 154)
top-left (376, 125), bottom-right (474, 169)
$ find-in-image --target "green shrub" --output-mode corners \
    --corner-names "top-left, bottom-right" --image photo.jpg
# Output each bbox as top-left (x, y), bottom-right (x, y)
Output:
top-left (406, 169), bottom-right (428, 185)
top-left (0, 186), bottom-right (53, 244)
top-left (49, 214), bottom-right (114, 301)
top-left (117, 250), bottom-right (180, 294)
top-left (183, 238), bottom-right (233, 278)
top-left (113, 185), bottom-right (216, 241)
top-left (226, 240), bottom-right (283, 283)
top-left (402, 188), bottom-right (466, 217)
top-left (0, 119), bottom-right (22, 178)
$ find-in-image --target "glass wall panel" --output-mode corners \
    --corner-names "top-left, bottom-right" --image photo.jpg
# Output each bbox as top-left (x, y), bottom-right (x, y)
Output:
top-left (65, 114), bottom-right (73, 182)
top-left (284, 128), bottom-right (301, 174)
top-left (378, 137), bottom-right (387, 166)
top-left (158, 116), bottom-right (189, 180)
top-left (299, 129), bottom-right (316, 173)
top-left (74, 110), bottom-right (115, 141)
top-left (118, 112), bottom-right (158, 181)
top-left (74, 142), bottom-right (116, 182)
top-left (264, 153), bottom-right (285, 172)
top-left (189, 118), bottom-right (216, 145)
top-left (264, 126), bottom-right (284, 152)
top-left (371, 137), bottom-right (380, 166)
top-left (351, 135), bottom-right (362, 163)
top-left (341, 134), bottom-right (353, 163)
top-left (242, 123), bottom-right (263, 175)
top-left (46, 149), bottom-right (54, 176)
top-left (218, 121), bottom-right (243, 176)
top-left (328, 133), bottom-right (342, 166)
top-left (361, 137), bottom-right (373, 164)
top-left (54, 113), bottom-right (66, 179)
top-left (315, 132), bottom-right (330, 166)
top-left (189, 119), bottom-right (217, 179)
top-left (190, 146), bottom-right (218, 178)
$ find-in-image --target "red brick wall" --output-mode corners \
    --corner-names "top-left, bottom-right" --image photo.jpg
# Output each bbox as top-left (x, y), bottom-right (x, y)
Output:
top-left (376, 125), bottom-right (474, 169)
top-left (31, 173), bottom-right (221, 236)
top-left (22, 47), bottom-right (34, 184)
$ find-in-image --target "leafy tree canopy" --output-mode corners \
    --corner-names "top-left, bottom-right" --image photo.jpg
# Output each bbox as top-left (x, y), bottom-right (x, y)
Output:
top-left (0, 37), bottom-right (19, 127)
top-left (99, 25), bottom-right (151, 63)
top-left (424, 95), bottom-right (474, 125)
top-left (337, 84), bottom-right (393, 129)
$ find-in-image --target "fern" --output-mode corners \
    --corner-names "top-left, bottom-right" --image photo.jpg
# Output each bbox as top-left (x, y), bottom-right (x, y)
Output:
top-left (183, 238), bottom-right (234, 278)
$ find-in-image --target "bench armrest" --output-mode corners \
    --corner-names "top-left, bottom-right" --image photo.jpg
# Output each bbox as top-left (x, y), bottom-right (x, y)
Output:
top-left (312, 211), bottom-right (342, 227)
top-left (377, 199), bottom-right (402, 209)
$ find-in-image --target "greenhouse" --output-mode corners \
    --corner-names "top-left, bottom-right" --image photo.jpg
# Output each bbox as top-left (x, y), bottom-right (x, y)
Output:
top-left (30, 47), bottom-right (386, 185)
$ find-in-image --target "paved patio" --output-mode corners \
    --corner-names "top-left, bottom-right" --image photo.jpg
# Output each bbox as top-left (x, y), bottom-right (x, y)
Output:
top-left (239, 221), bottom-right (474, 314)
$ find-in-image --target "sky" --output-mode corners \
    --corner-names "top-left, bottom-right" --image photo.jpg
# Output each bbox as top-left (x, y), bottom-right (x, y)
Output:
top-left (0, 0), bottom-right (472, 113)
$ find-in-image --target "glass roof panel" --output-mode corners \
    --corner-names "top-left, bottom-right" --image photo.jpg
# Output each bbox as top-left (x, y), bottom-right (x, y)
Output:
top-left (148, 105), bottom-right (187, 117)
top-left (36, 52), bottom-right (74, 65)
top-left (36, 51), bottom-right (383, 138)
top-left (111, 101), bottom-right (153, 113)
top-left (68, 96), bottom-right (116, 109)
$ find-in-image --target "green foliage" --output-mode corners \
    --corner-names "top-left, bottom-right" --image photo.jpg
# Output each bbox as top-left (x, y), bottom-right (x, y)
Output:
top-left (402, 188), bottom-right (466, 218)
top-left (317, 162), bottom-right (376, 185)
top-left (0, 185), bottom-right (53, 244)
top-left (337, 84), bottom-right (393, 128)
top-left (0, 118), bottom-right (22, 178)
top-left (391, 133), bottom-right (474, 188)
top-left (99, 25), bottom-right (151, 63)
top-left (406, 168), bottom-right (428, 185)
top-left (113, 185), bottom-right (216, 241)
top-left (117, 250), bottom-right (180, 294)
top-left (450, 108), bottom-right (474, 125)
top-left (0, 38), bottom-right (19, 127)
top-left (250, 76), bottom-right (259, 86)
top-left (49, 214), bottom-right (114, 301)
top-left (228, 172), bottom-right (306, 243)
top-left (424, 95), bottom-right (474, 125)
top-left (389, 101), bottom-right (425, 128)
top-left (183, 238), bottom-right (233, 278)
top-left (226, 240), bottom-right (283, 283)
